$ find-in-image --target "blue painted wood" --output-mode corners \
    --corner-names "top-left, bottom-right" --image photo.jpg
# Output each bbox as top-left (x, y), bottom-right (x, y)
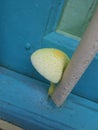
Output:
top-left (0, 0), bottom-right (56, 78)
top-left (0, 1), bottom-right (98, 129)
top-left (44, 0), bottom-right (66, 35)
top-left (0, 0), bottom-right (67, 83)
top-left (0, 1), bottom-right (98, 103)
top-left (0, 67), bottom-right (98, 130)
top-left (42, 32), bottom-right (80, 57)
top-left (42, 32), bottom-right (98, 103)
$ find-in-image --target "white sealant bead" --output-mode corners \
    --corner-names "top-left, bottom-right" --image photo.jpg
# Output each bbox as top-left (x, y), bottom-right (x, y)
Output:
top-left (52, 7), bottom-right (98, 107)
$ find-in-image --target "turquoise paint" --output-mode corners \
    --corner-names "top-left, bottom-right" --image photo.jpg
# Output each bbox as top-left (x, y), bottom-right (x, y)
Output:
top-left (0, 0), bottom-right (66, 82)
top-left (0, 0), bottom-right (54, 78)
top-left (44, 0), bottom-right (66, 34)
top-left (42, 32), bottom-right (80, 57)
top-left (0, 67), bottom-right (98, 130)
top-left (0, 0), bottom-right (98, 129)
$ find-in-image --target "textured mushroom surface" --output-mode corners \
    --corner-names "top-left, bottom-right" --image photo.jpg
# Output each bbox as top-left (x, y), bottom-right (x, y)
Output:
top-left (31, 48), bottom-right (70, 83)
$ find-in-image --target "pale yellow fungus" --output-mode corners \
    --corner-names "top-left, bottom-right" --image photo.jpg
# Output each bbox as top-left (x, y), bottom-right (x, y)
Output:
top-left (31, 48), bottom-right (70, 95)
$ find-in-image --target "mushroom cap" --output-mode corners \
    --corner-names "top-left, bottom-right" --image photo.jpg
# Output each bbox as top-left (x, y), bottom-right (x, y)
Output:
top-left (31, 48), bottom-right (70, 83)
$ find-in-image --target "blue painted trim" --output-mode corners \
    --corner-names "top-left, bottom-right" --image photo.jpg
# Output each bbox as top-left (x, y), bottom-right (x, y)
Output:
top-left (42, 32), bottom-right (98, 103)
top-left (0, 67), bottom-right (98, 130)
top-left (42, 32), bottom-right (80, 57)
top-left (44, 0), bottom-right (66, 34)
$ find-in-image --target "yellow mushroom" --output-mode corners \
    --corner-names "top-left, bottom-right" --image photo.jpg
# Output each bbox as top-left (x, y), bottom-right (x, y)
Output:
top-left (31, 48), bottom-right (70, 96)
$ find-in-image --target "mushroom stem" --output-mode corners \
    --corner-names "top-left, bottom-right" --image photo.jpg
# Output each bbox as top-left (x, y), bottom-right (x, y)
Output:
top-left (48, 82), bottom-right (56, 96)
top-left (51, 6), bottom-right (98, 107)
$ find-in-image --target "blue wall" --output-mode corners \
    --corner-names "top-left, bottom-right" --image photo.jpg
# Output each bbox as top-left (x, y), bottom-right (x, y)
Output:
top-left (0, 0), bottom-right (58, 79)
